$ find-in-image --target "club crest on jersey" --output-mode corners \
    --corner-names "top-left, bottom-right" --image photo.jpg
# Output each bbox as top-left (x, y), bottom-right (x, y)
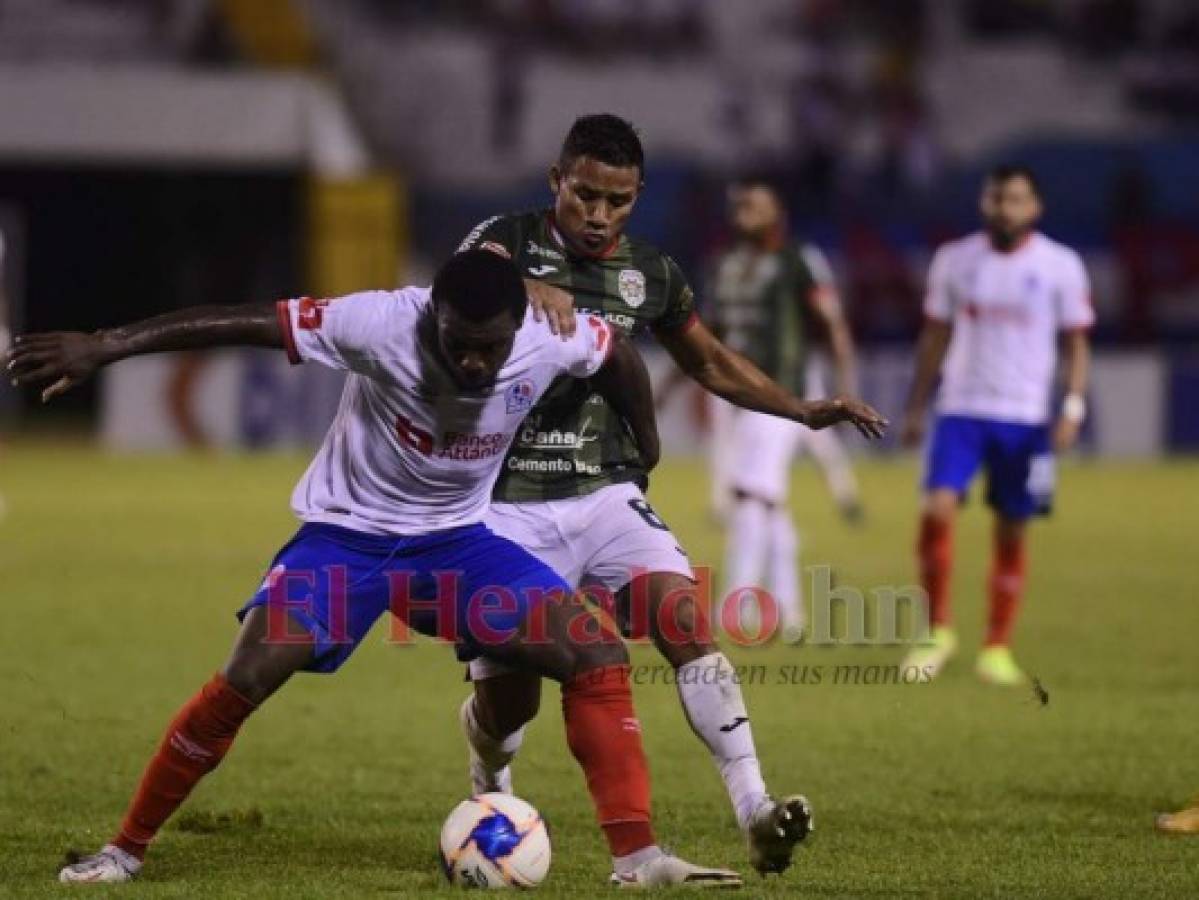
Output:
top-left (505, 379), bottom-right (535, 414)
top-left (618, 269), bottom-right (646, 308)
top-left (297, 297), bottom-right (330, 331)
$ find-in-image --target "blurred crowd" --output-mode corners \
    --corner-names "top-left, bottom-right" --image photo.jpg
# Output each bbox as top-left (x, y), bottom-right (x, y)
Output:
top-left (1, 0), bottom-right (1197, 344)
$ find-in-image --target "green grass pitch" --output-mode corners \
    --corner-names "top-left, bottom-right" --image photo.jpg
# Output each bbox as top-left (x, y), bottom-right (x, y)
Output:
top-left (1, 445), bottom-right (1196, 897)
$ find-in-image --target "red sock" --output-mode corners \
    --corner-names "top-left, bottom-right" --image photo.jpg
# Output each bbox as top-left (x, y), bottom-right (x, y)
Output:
top-left (562, 665), bottom-right (655, 859)
top-left (985, 530), bottom-right (1026, 647)
top-left (113, 673), bottom-right (257, 860)
top-left (918, 513), bottom-right (953, 628)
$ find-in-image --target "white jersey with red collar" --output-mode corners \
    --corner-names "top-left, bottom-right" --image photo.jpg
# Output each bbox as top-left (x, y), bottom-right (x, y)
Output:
top-left (276, 288), bottom-right (613, 535)
top-left (924, 231), bottom-right (1093, 425)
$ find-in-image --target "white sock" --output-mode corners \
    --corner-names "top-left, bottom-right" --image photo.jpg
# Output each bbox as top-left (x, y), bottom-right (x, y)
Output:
top-left (768, 509), bottom-right (803, 638)
top-left (806, 427), bottom-right (860, 507)
top-left (612, 844), bottom-right (663, 875)
top-left (460, 695), bottom-right (524, 777)
top-left (677, 652), bottom-right (769, 830)
top-left (725, 499), bottom-right (771, 630)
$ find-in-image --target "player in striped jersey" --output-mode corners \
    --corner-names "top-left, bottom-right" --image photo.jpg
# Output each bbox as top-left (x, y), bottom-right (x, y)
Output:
top-left (455, 114), bottom-right (887, 879)
top-left (707, 176), bottom-right (862, 639)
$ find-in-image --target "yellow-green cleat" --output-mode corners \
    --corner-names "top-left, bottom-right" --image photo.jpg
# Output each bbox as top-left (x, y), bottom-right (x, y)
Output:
top-left (975, 645), bottom-right (1027, 686)
top-left (900, 626), bottom-right (957, 681)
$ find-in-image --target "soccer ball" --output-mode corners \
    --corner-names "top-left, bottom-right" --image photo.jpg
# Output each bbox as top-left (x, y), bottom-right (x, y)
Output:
top-left (439, 792), bottom-right (551, 889)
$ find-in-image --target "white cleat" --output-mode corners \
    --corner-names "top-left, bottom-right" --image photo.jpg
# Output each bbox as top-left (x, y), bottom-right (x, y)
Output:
top-left (459, 698), bottom-right (513, 796)
top-left (58, 845), bottom-right (141, 884)
top-left (610, 853), bottom-right (743, 889)
top-left (746, 795), bottom-right (814, 875)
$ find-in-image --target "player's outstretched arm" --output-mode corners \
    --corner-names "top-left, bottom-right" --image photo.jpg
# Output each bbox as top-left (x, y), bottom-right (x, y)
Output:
top-left (900, 318), bottom-right (952, 447)
top-left (590, 330), bottom-right (661, 471)
top-left (656, 317), bottom-right (887, 439)
top-left (5, 303), bottom-right (282, 402)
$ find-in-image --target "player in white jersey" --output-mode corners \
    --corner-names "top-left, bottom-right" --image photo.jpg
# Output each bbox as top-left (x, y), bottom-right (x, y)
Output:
top-left (10, 250), bottom-right (741, 888)
top-left (900, 165), bottom-right (1094, 685)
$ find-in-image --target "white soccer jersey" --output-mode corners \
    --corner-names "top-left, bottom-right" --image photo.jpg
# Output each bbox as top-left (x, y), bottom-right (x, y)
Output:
top-left (277, 289), bottom-right (613, 535)
top-left (925, 231), bottom-right (1094, 425)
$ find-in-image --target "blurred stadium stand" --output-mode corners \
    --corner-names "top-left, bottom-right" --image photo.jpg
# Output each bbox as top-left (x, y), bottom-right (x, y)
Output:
top-left (0, 0), bottom-right (1196, 450)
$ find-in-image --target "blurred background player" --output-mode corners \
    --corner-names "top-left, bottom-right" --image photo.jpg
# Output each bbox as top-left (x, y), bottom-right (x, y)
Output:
top-left (900, 165), bottom-right (1093, 685)
top-left (707, 176), bottom-right (860, 639)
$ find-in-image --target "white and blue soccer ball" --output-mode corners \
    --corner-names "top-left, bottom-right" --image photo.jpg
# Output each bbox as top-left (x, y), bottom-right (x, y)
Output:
top-left (439, 792), bottom-right (551, 889)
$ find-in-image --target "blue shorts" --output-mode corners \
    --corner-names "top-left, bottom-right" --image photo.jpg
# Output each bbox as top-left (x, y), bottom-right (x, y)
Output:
top-left (238, 522), bottom-right (570, 673)
top-left (924, 415), bottom-right (1055, 520)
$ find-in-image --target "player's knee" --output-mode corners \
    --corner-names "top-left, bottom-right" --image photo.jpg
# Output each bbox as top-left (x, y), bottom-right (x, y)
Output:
top-left (924, 490), bottom-right (957, 522)
top-left (733, 488), bottom-right (775, 510)
top-left (474, 685), bottom-right (538, 737)
top-left (646, 585), bottom-right (717, 668)
top-left (221, 646), bottom-right (302, 705)
top-left (570, 637), bottom-right (629, 678)
top-left (221, 658), bottom-right (280, 705)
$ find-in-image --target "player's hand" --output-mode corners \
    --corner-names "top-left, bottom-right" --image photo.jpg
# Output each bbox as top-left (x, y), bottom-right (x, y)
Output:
top-left (5, 331), bottom-right (111, 402)
top-left (523, 278), bottom-right (576, 339)
top-left (1052, 417), bottom-right (1081, 453)
top-left (804, 397), bottom-right (888, 439)
top-left (900, 408), bottom-right (926, 449)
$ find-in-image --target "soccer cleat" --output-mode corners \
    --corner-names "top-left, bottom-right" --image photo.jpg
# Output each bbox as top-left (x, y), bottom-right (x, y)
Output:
top-left (900, 625), bottom-right (957, 680)
top-left (610, 853), bottom-right (743, 889)
top-left (459, 699), bottom-right (513, 796)
top-left (58, 845), bottom-right (141, 884)
top-left (1155, 803), bottom-right (1199, 834)
top-left (746, 795), bottom-right (813, 875)
top-left (975, 645), bottom-right (1028, 686)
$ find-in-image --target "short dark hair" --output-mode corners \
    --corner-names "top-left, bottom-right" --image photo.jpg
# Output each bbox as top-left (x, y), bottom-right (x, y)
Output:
top-left (986, 164), bottom-right (1041, 198)
top-left (732, 172), bottom-right (784, 199)
top-left (434, 249), bottom-right (527, 322)
top-left (560, 114), bottom-right (645, 177)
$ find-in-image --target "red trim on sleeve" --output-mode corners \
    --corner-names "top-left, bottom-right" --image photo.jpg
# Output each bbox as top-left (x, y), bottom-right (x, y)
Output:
top-left (653, 309), bottom-right (701, 337)
top-left (276, 300), bottom-right (302, 365)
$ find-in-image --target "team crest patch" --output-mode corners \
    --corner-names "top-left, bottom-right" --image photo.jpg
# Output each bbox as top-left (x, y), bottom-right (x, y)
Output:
top-left (618, 269), bottom-right (646, 308)
top-left (296, 297), bottom-right (330, 331)
top-left (505, 379), bottom-right (535, 414)
top-left (480, 241), bottom-right (511, 259)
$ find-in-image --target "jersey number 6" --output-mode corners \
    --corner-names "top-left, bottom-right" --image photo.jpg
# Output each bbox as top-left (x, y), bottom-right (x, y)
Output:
top-left (627, 498), bottom-right (669, 531)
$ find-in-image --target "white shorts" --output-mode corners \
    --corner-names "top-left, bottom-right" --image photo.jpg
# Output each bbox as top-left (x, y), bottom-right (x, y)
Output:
top-left (728, 409), bottom-right (807, 505)
top-left (469, 481), bottom-right (692, 681)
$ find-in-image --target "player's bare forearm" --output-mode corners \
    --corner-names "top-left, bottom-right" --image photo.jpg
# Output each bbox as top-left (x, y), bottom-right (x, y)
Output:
top-left (657, 318), bottom-right (886, 438)
top-left (1060, 328), bottom-right (1090, 397)
top-left (904, 319), bottom-right (952, 416)
top-left (827, 316), bottom-right (859, 397)
top-left (811, 286), bottom-right (858, 396)
top-left (900, 319), bottom-right (952, 445)
top-left (592, 330), bottom-right (661, 471)
top-left (6, 303), bottom-right (282, 402)
top-left (1052, 328), bottom-right (1091, 452)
